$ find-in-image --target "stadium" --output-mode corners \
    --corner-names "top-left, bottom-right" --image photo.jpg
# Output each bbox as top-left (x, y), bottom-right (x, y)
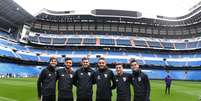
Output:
top-left (0, 0), bottom-right (201, 101)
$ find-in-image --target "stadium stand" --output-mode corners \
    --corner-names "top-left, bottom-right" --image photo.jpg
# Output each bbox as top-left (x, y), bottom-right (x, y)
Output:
top-left (0, 3), bottom-right (201, 80)
top-left (0, 62), bottom-right (41, 77)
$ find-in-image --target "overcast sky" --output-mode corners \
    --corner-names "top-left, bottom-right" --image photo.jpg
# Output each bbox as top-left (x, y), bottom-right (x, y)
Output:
top-left (14, 0), bottom-right (200, 17)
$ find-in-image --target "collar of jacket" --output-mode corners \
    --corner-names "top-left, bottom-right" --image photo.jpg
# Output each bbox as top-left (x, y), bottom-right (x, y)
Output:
top-left (47, 65), bottom-right (55, 72)
top-left (64, 67), bottom-right (73, 73)
top-left (117, 72), bottom-right (124, 76)
top-left (132, 69), bottom-right (141, 77)
top-left (98, 66), bottom-right (108, 72)
top-left (81, 67), bottom-right (91, 71)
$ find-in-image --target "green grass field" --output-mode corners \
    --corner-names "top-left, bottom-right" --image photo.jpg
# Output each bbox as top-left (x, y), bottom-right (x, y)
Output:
top-left (0, 78), bottom-right (200, 101)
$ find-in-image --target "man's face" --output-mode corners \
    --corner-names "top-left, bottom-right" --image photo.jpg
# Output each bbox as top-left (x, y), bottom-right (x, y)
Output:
top-left (116, 65), bottom-right (123, 75)
top-left (98, 60), bottom-right (106, 69)
top-left (50, 58), bottom-right (57, 68)
top-left (82, 59), bottom-right (90, 68)
top-left (64, 60), bottom-right (72, 69)
top-left (130, 62), bottom-right (139, 71)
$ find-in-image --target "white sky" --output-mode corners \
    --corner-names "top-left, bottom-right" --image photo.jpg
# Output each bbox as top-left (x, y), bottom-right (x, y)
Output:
top-left (14, 0), bottom-right (200, 17)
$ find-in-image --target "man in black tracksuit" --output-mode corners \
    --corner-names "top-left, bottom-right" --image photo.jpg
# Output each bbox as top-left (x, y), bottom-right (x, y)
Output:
top-left (115, 63), bottom-right (132, 101)
top-left (73, 57), bottom-right (95, 101)
top-left (130, 59), bottom-right (150, 101)
top-left (57, 57), bottom-right (75, 101)
top-left (37, 56), bottom-right (58, 101)
top-left (165, 75), bottom-right (172, 95)
top-left (95, 58), bottom-right (116, 101)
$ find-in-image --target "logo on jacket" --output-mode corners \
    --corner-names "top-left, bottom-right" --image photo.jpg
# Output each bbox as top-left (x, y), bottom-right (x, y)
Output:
top-left (88, 72), bottom-right (91, 76)
top-left (138, 77), bottom-right (141, 82)
top-left (123, 77), bottom-right (127, 82)
top-left (70, 74), bottom-right (73, 78)
top-left (116, 79), bottom-right (119, 82)
top-left (80, 73), bottom-right (83, 76)
top-left (97, 75), bottom-right (101, 80)
top-left (104, 74), bottom-right (108, 78)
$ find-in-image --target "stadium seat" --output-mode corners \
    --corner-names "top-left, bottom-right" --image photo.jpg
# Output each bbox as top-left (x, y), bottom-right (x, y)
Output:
top-left (187, 42), bottom-right (198, 49)
top-left (175, 43), bottom-right (187, 49)
top-left (134, 40), bottom-right (147, 47)
top-left (100, 39), bottom-right (115, 45)
top-left (39, 37), bottom-right (51, 44)
top-left (116, 39), bottom-right (131, 46)
top-left (161, 42), bottom-right (174, 49)
top-left (147, 41), bottom-right (162, 48)
top-left (83, 38), bottom-right (96, 45)
top-left (67, 38), bottom-right (82, 44)
top-left (53, 38), bottom-right (66, 44)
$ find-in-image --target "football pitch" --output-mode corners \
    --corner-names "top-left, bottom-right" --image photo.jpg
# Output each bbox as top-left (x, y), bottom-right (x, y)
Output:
top-left (0, 78), bottom-right (200, 101)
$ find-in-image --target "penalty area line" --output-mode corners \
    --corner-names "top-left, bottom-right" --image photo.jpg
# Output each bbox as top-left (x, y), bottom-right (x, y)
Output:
top-left (0, 96), bottom-right (17, 101)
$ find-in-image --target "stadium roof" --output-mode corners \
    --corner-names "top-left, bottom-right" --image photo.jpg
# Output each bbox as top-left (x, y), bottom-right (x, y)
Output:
top-left (1, 0), bottom-right (201, 27)
top-left (0, 0), bottom-right (34, 27)
top-left (14, 0), bottom-right (200, 18)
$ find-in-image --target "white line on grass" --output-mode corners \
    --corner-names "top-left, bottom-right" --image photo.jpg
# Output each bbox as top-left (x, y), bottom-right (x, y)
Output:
top-left (0, 96), bottom-right (17, 101)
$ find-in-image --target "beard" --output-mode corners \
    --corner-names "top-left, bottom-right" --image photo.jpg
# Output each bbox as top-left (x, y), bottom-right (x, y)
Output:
top-left (133, 68), bottom-right (139, 71)
top-left (50, 64), bottom-right (56, 67)
top-left (83, 65), bottom-right (89, 68)
top-left (99, 66), bottom-right (105, 69)
top-left (133, 69), bottom-right (139, 73)
top-left (132, 69), bottom-right (140, 76)
top-left (65, 66), bottom-right (71, 69)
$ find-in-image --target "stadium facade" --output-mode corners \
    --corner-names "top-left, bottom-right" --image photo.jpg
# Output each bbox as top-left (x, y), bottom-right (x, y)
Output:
top-left (0, 0), bottom-right (201, 80)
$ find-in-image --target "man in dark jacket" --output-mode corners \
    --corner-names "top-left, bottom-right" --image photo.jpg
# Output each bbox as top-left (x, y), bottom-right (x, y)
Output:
top-left (130, 59), bottom-right (151, 101)
top-left (57, 57), bottom-right (74, 101)
top-left (165, 75), bottom-right (172, 95)
top-left (73, 57), bottom-right (95, 101)
top-left (37, 56), bottom-right (58, 101)
top-left (115, 63), bottom-right (132, 101)
top-left (95, 58), bottom-right (116, 101)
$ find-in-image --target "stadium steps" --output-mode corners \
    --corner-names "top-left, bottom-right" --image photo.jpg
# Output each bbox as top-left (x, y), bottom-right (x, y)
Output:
top-left (81, 38), bottom-right (84, 45)
top-left (96, 38), bottom-right (100, 45)
top-left (145, 40), bottom-right (150, 47)
top-left (64, 38), bottom-right (68, 44)
top-left (173, 43), bottom-right (176, 49)
top-left (50, 38), bottom-right (53, 45)
top-left (130, 39), bottom-right (135, 46)
top-left (159, 41), bottom-right (164, 48)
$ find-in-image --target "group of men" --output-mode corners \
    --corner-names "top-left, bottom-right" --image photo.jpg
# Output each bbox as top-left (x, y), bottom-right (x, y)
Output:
top-left (37, 56), bottom-right (150, 101)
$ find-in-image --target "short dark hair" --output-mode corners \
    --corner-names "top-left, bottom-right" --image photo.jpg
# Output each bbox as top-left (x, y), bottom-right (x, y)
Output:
top-left (129, 58), bottom-right (138, 64)
top-left (98, 57), bottom-right (105, 61)
top-left (82, 57), bottom-right (89, 61)
top-left (64, 57), bottom-right (72, 62)
top-left (115, 63), bottom-right (123, 67)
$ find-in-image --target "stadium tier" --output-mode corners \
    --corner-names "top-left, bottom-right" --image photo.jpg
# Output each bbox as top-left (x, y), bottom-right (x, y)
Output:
top-left (1, 35), bottom-right (201, 68)
top-left (0, 62), bottom-right (41, 77)
top-left (1, 2), bottom-right (201, 80)
top-left (0, 62), bottom-right (201, 80)
top-left (25, 32), bottom-right (201, 50)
